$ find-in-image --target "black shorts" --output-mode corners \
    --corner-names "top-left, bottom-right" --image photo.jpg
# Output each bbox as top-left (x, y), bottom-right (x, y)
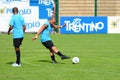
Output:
top-left (13, 38), bottom-right (23, 47)
top-left (42, 40), bottom-right (54, 49)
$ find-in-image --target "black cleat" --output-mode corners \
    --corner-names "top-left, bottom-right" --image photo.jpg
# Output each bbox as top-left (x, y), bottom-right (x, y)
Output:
top-left (52, 60), bottom-right (57, 64)
top-left (61, 55), bottom-right (70, 60)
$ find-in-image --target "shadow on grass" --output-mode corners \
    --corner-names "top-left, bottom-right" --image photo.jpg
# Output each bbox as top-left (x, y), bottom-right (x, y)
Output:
top-left (38, 60), bottom-right (51, 63)
top-left (38, 60), bottom-right (65, 64)
top-left (6, 62), bottom-right (14, 64)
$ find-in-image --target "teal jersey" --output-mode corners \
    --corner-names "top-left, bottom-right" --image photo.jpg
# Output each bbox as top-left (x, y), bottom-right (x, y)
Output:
top-left (9, 14), bottom-right (25, 38)
top-left (40, 20), bottom-right (52, 42)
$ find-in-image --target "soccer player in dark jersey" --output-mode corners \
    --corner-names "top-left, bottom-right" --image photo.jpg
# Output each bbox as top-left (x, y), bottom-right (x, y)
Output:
top-left (8, 7), bottom-right (26, 66)
top-left (32, 17), bottom-right (70, 64)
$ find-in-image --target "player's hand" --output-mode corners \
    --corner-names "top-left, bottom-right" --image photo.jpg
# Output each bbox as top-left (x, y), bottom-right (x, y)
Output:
top-left (60, 23), bottom-right (66, 28)
top-left (63, 23), bottom-right (66, 26)
top-left (8, 32), bottom-right (10, 35)
top-left (32, 35), bottom-right (38, 41)
top-left (32, 37), bottom-right (37, 41)
top-left (32, 38), bottom-right (36, 40)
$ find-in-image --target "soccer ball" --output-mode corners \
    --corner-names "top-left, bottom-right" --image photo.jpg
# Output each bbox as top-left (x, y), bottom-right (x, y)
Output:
top-left (72, 57), bottom-right (80, 64)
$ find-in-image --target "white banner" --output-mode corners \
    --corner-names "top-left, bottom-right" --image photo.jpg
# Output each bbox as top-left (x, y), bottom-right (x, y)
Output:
top-left (0, 0), bottom-right (47, 33)
top-left (108, 16), bottom-right (120, 33)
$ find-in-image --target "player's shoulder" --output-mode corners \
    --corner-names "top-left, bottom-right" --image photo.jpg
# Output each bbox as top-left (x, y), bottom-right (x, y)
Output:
top-left (10, 15), bottom-right (16, 20)
top-left (16, 14), bottom-right (24, 20)
top-left (44, 20), bottom-right (50, 25)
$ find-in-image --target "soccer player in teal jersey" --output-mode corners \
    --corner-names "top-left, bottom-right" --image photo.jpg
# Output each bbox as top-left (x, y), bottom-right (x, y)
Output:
top-left (32, 17), bottom-right (70, 64)
top-left (8, 7), bottom-right (26, 67)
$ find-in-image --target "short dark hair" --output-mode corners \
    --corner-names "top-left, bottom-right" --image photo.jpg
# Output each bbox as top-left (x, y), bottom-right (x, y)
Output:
top-left (12, 7), bottom-right (18, 13)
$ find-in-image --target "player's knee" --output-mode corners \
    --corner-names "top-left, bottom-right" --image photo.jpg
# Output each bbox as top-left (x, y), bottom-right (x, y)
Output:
top-left (15, 47), bottom-right (20, 51)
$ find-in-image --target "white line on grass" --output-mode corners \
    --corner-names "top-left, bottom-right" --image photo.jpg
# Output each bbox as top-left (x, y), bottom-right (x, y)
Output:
top-left (0, 49), bottom-right (48, 52)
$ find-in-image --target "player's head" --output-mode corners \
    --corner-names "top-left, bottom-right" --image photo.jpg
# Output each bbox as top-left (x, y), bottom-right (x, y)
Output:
top-left (49, 16), bottom-right (56, 23)
top-left (12, 7), bottom-right (18, 14)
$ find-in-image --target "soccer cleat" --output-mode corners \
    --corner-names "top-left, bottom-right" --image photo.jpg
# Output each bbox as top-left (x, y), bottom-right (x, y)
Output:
top-left (52, 60), bottom-right (57, 64)
top-left (12, 63), bottom-right (21, 67)
top-left (61, 55), bottom-right (70, 60)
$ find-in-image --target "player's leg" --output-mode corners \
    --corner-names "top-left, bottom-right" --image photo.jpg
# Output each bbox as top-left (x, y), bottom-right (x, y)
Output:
top-left (12, 38), bottom-right (23, 66)
top-left (49, 48), bottom-right (57, 64)
top-left (42, 40), bottom-right (70, 62)
top-left (51, 46), bottom-right (70, 60)
top-left (42, 41), bottom-right (57, 63)
top-left (14, 47), bottom-right (21, 65)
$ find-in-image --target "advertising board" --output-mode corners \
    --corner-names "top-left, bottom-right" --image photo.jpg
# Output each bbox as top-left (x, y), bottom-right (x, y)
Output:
top-left (60, 16), bottom-right (108, 34)
top-left (0, 0), bottom-right (54, 32)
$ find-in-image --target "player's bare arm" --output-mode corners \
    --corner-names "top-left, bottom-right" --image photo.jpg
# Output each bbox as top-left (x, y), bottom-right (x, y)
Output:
top-left (50, 22), bottom-right (66, 28)
top-left (53, 0), bottom-right (56, 17)
top-left (23, 25), bottom-right (26, 33)
top-left (32, 24), bottom-right (48, 40)
top-left (8, 25), bottom-right (13, 35)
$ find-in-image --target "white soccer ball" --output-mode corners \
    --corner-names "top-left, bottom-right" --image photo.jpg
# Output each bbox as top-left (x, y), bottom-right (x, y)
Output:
top-left (72, 57), bottom-right (80, 64)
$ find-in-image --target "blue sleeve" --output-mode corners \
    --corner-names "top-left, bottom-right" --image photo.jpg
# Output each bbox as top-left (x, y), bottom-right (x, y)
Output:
top-left (9, 17), bottom-right (14, 26)
top-left (21, 16), bottom-right (25, 25)
top-left (44, 20), bottom-right (49, 25)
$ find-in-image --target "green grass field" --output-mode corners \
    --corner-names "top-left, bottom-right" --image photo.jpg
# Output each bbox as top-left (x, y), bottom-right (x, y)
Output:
top-left (0, 34), bottom-right (120, 80)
